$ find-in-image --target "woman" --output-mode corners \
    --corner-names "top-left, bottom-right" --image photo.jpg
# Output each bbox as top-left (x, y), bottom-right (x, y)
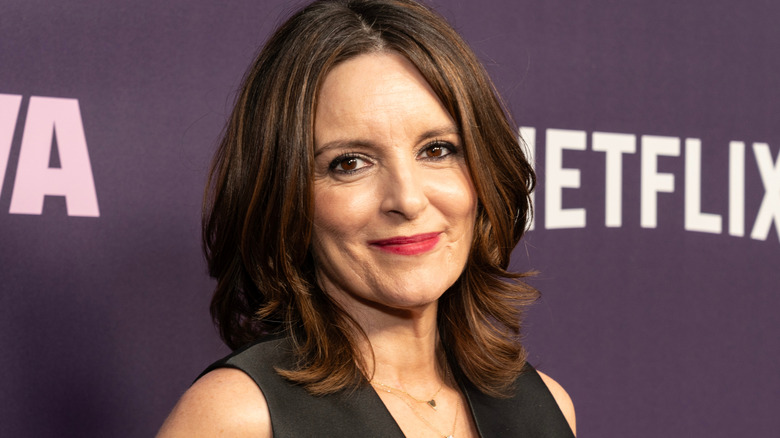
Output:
top-left (159, 0), bottom-right (575, 436)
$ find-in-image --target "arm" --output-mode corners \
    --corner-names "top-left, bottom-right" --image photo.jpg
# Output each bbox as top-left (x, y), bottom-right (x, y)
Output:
top-left (156, 368), bottom-right (272, 438)
top-left (537, 371), bottom-right (576, 436)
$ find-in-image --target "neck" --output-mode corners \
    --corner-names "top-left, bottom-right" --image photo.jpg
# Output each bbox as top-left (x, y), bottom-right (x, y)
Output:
top-left (315, 271), bottom-right (448, 388)
top-left (363, 305), bottom-right (442, 384)
top-left (331, 295), bottom-right (444, 387)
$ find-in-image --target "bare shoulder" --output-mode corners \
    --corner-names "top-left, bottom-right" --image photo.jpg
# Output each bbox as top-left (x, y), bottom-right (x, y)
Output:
top-left (156, 368), bottom-right (272, 438)
top-left (537, 370), bottom-right (576, 436)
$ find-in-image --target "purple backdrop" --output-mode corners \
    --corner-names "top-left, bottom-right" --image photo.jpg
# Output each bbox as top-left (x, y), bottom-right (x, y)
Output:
top-left (2, 1), bottom-right (778, 436)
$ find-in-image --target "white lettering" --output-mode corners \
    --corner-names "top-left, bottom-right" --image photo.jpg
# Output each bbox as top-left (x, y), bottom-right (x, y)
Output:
top-left (0, 94), bottom-right (23, 196)
top-left (729, 141), bottom-right (745, 237)
top-left (684, 138), bottom-right (722, 233)
top-left (9, 97), bottom-right (100, 217)
top-left (641, 136), bottom-right (679, 228)
top-left (592, 132), bottom-right (635, 228)
top-left (750, 143), bottom-right (780, 241)
top-left (545, 129), bottom-right (586, 229)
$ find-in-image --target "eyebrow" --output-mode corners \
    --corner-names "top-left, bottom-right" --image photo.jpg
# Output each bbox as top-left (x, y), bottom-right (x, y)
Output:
top-left (314, 125), bottom-right (461, 157)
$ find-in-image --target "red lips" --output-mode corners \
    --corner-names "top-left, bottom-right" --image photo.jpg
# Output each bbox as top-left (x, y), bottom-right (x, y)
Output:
top-left (368, 232), bottom-right (441, 255)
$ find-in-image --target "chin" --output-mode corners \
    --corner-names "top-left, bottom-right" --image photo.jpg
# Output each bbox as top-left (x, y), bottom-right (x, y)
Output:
top-left (374, 281), bottom-right (454, 309)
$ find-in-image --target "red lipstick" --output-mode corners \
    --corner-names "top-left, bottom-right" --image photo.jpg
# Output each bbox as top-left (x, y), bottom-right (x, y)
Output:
top-left (369, 232), bottom-right (441, 255)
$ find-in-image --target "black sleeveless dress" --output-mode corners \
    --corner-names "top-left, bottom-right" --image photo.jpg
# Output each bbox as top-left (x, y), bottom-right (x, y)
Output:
top-left (201, 335), bottom-right (575, 437)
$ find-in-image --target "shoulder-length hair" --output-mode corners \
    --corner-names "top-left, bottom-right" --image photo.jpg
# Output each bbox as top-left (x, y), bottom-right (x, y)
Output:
top-left (203, 0), bottom-right (538, 397)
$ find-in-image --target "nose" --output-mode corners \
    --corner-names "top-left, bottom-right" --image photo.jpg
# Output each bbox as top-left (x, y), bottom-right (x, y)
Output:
top-left (380, 164), bottom-right (429, 220)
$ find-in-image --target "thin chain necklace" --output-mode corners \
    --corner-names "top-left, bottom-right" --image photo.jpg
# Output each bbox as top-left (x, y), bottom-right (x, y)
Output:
top-left (381, 387), bottom-right (459, 438)
top-left (370, 380), bottom-right (444, 410)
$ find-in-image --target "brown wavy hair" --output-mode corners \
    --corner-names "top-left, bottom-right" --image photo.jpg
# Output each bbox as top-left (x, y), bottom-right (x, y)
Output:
top-left (203, 0), bottom-right (538, 397)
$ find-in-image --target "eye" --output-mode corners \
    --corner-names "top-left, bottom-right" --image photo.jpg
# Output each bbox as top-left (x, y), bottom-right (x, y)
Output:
top-left (329, 154), bottom-right (371, 173)
top-left (418, 141), bottom-right (455, 160)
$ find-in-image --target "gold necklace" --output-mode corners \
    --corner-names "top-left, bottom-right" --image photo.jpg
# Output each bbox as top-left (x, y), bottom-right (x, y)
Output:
top-left (370, 380), bottom-right (444, 410)
top-left (382, 389), bottom-right (459, 438)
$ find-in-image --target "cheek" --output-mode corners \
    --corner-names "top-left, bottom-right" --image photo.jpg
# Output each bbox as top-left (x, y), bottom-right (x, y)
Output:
top-left (312, 182), bottom-right (376, 245)
top-left (431, 169), bottom-right (478, 226)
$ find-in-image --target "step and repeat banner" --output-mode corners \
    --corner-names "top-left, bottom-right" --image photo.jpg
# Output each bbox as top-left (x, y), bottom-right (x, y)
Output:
top-left (2, 0), bottom-right (777, 436)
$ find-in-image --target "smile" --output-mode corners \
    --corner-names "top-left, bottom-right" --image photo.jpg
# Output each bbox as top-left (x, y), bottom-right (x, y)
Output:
top-left (368, 232), bottom-right (441, 255)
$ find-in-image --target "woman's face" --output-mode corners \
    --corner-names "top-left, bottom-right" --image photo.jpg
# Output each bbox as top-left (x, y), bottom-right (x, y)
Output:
top-left (311, 51), bottom-right (477, 316)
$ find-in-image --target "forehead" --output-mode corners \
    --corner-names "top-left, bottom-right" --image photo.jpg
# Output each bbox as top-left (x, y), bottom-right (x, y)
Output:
top-left (314, 51), bottom-right (455, 146)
